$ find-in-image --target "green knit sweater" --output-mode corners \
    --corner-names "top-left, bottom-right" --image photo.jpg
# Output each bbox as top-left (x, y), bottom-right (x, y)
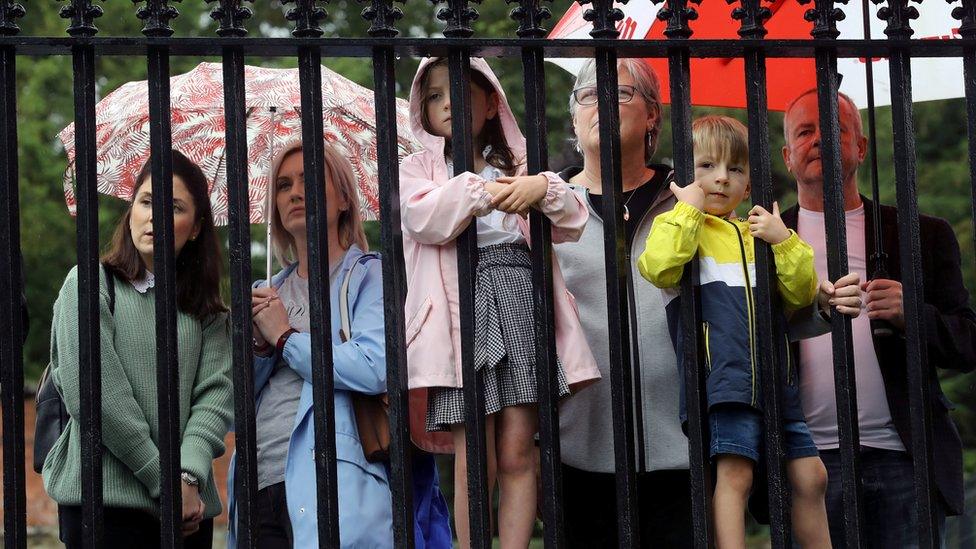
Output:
top-left (42, 267), bottom-right (233, 519)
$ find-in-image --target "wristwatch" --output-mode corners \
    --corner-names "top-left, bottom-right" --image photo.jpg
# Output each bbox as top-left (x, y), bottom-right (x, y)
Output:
top-left (181, 471), bottom-right (200, 487)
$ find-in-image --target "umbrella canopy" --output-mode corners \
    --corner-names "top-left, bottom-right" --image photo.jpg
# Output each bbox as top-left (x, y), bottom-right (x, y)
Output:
top-left (59, 62), bottom-right (419, 225)
top-left (548, 1), bottom-right (963, 111)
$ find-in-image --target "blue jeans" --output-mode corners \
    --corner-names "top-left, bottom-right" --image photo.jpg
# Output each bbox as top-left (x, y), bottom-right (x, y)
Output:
top-left (820, 448), bottom-right (946, 549)
top-left (709, 405), bottom-right (819, 462)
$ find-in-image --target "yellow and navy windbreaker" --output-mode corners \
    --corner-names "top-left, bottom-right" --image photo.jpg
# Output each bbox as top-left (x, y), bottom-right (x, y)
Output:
top-left (637, 201), bottom-right (818, 422)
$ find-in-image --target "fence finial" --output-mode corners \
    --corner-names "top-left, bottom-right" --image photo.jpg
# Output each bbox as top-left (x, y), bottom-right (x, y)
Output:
top-left (950, 0), bottom-right (976, 38)
top-left (729, 0), bottom-right (771, 39)
top-left (652, 0), bottom-right (702, 40)
top-left (0, 0), bottom-right (25, 36)
top-left (797, 0), bottom-right (849, 39)
top-left (431, 0), bottom-right (480, 38)
top-left (508, 0), bottom-right (552, 38)
top-left (872, 0), bottom-right (919, 39)
top-left (133, 0), bottom-right (180, 37)
top-left (207, 0), bottom-right (252, 37)
top-left (360, 0), bottom-right (403, 38)
top-left (577, 0), bottom-right (624, 39)
top-left (282, 0), bottom-right (328, 38)
top-left (60, 0), bottom-right (103, 37)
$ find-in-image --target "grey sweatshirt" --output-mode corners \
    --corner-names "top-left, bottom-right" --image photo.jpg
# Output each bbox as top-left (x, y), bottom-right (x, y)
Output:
top-left (554, 184), bottom-right (689, 473)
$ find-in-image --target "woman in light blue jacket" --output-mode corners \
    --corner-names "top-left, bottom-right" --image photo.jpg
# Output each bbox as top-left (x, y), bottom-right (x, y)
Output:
top-left (227, 139), bottom-right (449, 548)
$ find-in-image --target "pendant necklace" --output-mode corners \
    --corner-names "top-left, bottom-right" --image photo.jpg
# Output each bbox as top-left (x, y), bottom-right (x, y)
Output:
top-left (579, 168), bottom-right (651, 222)
top-left (622, 190), bottom-right (637, 222)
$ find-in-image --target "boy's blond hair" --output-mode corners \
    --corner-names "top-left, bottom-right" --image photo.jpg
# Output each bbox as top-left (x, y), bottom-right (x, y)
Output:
top-left (692, 115), bottom-right (750, 169)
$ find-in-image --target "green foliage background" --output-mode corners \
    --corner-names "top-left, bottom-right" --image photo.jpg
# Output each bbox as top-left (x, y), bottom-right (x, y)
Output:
top-left (13, 1), bottom-right (976, 474)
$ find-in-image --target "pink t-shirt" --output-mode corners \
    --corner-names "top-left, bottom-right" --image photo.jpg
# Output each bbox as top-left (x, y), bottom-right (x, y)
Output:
top-left (797, 205), bottom-right (904, 451)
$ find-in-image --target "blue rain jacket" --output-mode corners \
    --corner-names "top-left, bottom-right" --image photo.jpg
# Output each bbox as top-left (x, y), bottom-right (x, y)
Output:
top-left (227, 246), bottom-right (450, 548)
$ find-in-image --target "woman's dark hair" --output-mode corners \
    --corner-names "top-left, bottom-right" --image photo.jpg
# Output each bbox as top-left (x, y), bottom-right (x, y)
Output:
top-left (419, 58), bottom-right (517, 176)
top-left (102, 150), bottom-right (227, 320)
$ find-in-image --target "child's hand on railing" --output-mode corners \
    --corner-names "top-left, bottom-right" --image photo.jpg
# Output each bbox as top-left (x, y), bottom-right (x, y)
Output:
top-left (670, 180), bottom-right (705, 211)
top-left (747, 201), bottom-right (790, 245)
top-left (492, 175), bottom-right (548, 217)
top-left (816, 272), bottom-right (862, 318)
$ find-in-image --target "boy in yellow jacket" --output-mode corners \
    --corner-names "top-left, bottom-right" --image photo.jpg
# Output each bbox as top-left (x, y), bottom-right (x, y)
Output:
top-left (638, 116), bottom-right (836, 548)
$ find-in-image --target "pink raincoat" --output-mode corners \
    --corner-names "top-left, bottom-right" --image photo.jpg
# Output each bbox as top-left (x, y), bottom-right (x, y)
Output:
top-left (400, 57), bottom-right (601, 422)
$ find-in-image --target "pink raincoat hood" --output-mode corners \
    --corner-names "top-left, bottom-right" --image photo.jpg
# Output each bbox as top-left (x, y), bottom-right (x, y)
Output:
top-left (408, 56), bottom-right (526, 165)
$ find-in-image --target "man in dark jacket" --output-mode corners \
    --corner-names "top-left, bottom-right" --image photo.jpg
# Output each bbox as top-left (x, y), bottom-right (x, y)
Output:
top-left (780, 88), bottom-right (976, 548)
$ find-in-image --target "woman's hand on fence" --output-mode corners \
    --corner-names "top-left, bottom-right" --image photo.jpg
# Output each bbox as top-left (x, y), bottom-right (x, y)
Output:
top-left (492, 175), bottom-right (549, 216)
top-left (252, 287), bottom-right (291, 345)
top-left (817, 272), bottom-right (862, 317)
top-left (670, 180), bottom-right (705, 211)
top-left (748, 202), bottom-right (790, 245)
top-left (181, 481), bottom-right (205, 537)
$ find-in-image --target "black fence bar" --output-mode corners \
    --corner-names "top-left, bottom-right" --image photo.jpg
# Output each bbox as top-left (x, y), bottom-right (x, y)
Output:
top-left (209, 1), bottom-right (260, 547)
top-left (64, 2), bottom-right (105, 545)
top-left (595, 45), bottom-right (639, 549)
top-left (879, 4), bottom-right (937, 547)
top-left (144, 33), bottom-right (184, 548)
top-left (736, 1), bottom-right (792, 545)
top-left (364, 0), bottom-right (416, 544)
top-left (447, 44), bottom-right (493, 549)
top-left (807, 2), bottom-right (865, 546)
top-left (511, 1), bottom-right (566, 545)
top-left (583, 1), bottom-right (640, 544)
top-left (0, 3), bottom-right (26, 547)
top-left (294, 29), bottom-right (343, 546)
top-left (431, 4), bottom-right (491, 545)
top-left (658, 2), bottom-right (712, 546)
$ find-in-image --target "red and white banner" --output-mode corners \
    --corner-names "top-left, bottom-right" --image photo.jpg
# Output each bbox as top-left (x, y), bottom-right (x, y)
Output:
top-left (548, 2), bottom-right (964, 110)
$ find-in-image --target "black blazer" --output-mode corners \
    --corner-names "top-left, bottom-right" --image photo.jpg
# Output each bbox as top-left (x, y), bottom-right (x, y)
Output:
top-left (782, 196), bottom-right (976, 515)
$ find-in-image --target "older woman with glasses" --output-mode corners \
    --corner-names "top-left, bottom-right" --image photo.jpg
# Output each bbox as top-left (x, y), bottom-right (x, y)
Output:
top-left (552, 58), bottom-right (694, 547)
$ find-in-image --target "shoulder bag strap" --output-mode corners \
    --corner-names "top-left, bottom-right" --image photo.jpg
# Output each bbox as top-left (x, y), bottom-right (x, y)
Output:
top-left (338, 253), bottom-right (379, 343)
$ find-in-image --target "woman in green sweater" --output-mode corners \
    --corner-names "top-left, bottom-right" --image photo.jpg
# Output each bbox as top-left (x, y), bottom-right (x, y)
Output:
top-left (43, 151), bottom-right (233, 548)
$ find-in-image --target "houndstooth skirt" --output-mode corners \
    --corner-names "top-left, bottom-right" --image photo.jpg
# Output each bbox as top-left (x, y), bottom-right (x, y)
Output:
top-left (426, 242), bottom-right (570, 432)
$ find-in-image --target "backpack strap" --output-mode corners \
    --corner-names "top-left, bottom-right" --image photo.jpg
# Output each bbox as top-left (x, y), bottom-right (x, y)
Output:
top-left (338, 252), bottom-right (380, 343)
top-left (102, 263), bottom-right (116, 315)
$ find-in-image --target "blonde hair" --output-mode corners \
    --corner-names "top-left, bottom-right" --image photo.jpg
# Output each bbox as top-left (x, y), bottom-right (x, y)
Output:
top-left (692, 115), bottom-right (750, 168)
top-left (269, 140), bottom-right (369, 268)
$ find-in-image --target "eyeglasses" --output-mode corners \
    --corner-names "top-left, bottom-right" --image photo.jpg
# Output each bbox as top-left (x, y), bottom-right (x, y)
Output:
top-left (572, 84), bottom-right (639, 106)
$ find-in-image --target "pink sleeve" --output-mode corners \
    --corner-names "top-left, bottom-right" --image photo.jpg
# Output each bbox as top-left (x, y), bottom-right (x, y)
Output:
top-left (538, 171), bottom-right (589, 244)
top-left (399, 155), bottom-right (493, 246)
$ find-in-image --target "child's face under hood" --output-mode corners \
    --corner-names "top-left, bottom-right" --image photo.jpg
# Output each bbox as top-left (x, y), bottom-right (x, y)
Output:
top-left (408, 57), bottom-right (526, 163)
top-left (422, 63), bottom-right (500, 142)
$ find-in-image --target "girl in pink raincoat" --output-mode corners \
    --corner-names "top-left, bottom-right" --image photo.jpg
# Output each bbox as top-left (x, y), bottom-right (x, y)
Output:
top-left (400, 56), bottom-right (601, 547)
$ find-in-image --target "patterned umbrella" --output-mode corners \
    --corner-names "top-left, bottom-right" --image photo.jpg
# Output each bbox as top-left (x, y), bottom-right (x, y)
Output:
top-left (58, 62), bottom-right (419, 225)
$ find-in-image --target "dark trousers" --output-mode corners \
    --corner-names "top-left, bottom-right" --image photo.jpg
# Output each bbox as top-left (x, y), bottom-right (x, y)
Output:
top-left (821, 448), bottom-right (946, 549)
top-left (562, 464), bottom-right (695, 548)
top-left (255, 482), bottom-right (293, 549)
top-left (59, 505), bottom-right (213, 549)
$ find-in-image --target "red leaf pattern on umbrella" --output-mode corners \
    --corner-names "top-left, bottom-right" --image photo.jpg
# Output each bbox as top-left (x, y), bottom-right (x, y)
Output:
top-left (59, 62), bottom-right (419, 225)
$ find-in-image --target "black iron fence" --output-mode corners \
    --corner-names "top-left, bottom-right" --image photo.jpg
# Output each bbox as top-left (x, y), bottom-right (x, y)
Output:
top-left (0, 0), bottom-right (974, 548)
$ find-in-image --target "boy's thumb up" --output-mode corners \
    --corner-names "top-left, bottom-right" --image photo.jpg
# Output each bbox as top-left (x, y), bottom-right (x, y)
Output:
top-left (772, 201), bottom-right (781, 218)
